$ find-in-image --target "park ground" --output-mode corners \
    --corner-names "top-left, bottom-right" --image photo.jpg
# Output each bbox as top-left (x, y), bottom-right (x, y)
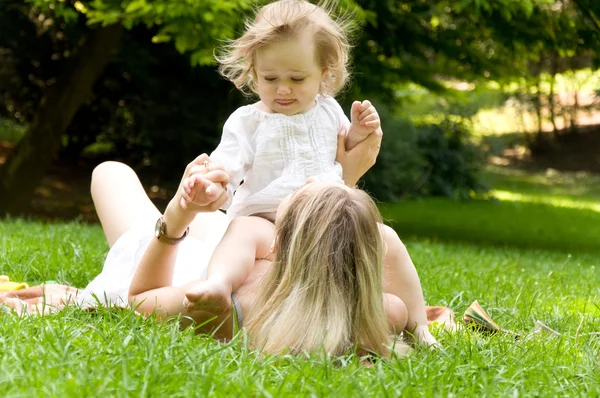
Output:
top-left (1, 113), bottom-right (600, 396)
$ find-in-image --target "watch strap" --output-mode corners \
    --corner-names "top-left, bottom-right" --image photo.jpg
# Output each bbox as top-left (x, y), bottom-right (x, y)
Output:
top-left (156, 216), bottom-right (189, 245)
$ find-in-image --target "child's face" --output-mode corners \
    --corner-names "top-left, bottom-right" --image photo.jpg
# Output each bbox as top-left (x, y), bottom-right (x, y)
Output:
top-left (254, 32), bottom-right (326, 115)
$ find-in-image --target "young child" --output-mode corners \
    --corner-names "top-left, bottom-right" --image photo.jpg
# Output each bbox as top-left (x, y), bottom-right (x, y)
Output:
top-left (180, 0), bottom-right (437, 345)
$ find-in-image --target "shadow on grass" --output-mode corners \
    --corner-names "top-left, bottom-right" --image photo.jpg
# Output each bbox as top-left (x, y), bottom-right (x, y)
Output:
top-left (380, 197), bottom-right (600, 254)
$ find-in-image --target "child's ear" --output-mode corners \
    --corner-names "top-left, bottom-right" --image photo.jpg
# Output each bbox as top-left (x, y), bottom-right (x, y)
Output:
top-left (321, 68), bottom-right (328, 80)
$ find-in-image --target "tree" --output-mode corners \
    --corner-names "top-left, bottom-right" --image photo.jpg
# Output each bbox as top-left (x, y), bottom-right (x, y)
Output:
top-left (2, 0), bottom-right (598, 214)
top-left (0, 0), bottom-right (251, 215)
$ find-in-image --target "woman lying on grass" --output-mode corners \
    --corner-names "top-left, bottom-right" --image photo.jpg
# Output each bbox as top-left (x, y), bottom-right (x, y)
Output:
top-left (76, 130), bottom-right (436, 356)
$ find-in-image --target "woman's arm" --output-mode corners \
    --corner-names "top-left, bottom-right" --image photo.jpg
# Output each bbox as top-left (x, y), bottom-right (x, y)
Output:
top-left (128, 154), bottom-right (230, 309)
top-left (335, 126), bottom-right (383, 187)
top-left (130, 280), bottom-right (235, 340)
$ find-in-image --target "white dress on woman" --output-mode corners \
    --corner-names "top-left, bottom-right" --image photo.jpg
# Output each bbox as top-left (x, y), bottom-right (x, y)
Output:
top-left (77, 217), bottom-right (216, 308)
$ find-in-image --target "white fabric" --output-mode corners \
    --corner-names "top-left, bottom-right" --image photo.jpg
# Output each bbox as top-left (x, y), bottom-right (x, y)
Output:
top-left (210, 95), bottom-right (349, 218)
top-left (77, 218), bottom-right (215, 308)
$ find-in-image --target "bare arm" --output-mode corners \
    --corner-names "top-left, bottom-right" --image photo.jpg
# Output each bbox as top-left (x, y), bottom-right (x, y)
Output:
top-left (128, 154), bottom-right (230, 312)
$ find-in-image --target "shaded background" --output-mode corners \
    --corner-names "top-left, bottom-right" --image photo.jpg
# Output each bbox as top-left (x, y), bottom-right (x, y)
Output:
top-left (0, 0), bottom-right (599, 221)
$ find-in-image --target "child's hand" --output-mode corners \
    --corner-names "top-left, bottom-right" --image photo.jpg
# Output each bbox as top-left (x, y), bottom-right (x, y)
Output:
top-left (180, 175), bottom-right (223, 209)
top-left (179, 160), bottom-right (227, 210)
top-left (350, 100), bottom-right (380, 137)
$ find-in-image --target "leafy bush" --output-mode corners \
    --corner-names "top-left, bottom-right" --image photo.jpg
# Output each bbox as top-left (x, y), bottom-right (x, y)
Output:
top-left (415, 120), bottom-right (488, 198)
top-left (361, 105), bottom-right (488, 201)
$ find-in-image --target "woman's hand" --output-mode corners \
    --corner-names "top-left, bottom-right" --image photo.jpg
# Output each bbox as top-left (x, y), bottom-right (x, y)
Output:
top-left (163, 154), bottom-right (231, 237)
top-left (336, 125), bottom-right (383, 187)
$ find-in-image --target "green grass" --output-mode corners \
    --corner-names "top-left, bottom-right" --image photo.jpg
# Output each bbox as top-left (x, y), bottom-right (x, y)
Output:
top-left (1, 219), bottom-right (599, 396)
top-left (380, 166), bottom-right (600, 254)
top-left (2, 167), bottom-right (600, 396)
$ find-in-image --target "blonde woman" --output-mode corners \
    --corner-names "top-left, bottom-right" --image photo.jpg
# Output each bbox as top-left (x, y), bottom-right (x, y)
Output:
top-left (245, 180), bottom-right (407, 356)
top-left (81, 125), bottom-right (435, 356)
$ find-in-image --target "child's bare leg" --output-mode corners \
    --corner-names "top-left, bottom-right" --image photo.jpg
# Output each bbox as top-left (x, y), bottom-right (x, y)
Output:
top-left (184, 216), bottom-right (274, 313)
top-left (380, 224), bottom-right (438, 346)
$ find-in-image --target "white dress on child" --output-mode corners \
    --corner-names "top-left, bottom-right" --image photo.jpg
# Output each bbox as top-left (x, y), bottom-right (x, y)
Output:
top-left (77, 217), bottom-right (217, 308)
top-left (210, 95), bottom-right (350, 218)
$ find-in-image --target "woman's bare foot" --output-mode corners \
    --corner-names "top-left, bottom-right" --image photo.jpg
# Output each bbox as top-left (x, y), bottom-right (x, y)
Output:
top-left (184, 278), bottom-right (232, 314)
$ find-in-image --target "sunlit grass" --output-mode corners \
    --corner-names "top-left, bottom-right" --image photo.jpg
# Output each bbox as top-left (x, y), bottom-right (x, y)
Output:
top-left (394, 69), bottom-right (600, 138)
top-left (485, 165), bottom-right (600, 201)
top-left (492, 190), bottom-right (600, 213)
top-left (380, 166), bottom-right (600, 254)
top-left (2, 161), bottom-right (600, 395)
top-left (1, 217), bottom-right (599, 396)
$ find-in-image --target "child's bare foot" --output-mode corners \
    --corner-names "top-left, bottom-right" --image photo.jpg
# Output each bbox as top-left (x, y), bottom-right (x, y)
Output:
top-left (184, 279), bottom-right (232, 314)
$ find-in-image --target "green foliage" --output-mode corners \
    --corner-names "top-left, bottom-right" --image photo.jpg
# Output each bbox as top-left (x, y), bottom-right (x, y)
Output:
top-left (358, 108), bottom-right (426, 201)
top-left (361, 106), bottom-right (487, 201)
top-left (61, 26), bottom-right (246, 180)
top-left (0, 119), bottom-right (26, 143)
top-left (4, 0), bottom-right (600, 201)
top-left (415, 120), bottom-right (487, 198)
top-left (25, 0), bottom-right (253, 66)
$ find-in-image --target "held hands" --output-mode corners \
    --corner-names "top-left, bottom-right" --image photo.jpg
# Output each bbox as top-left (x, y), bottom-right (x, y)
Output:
top-left (178, 154), bottom-right (230, 212)
top-left (349, 100), bottom-right (380, 137)
top-left (346, 100), bottom-right (381, 151)
top-left (336, 124), bottom-right (383, 187)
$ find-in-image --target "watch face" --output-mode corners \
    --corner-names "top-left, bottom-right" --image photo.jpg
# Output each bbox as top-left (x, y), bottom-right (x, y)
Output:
top-left (155, 217), bottom-right (163, 239)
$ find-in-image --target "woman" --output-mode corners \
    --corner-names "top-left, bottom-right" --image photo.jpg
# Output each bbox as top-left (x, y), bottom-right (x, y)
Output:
top-left (81, 129), bottom-right (436, 355)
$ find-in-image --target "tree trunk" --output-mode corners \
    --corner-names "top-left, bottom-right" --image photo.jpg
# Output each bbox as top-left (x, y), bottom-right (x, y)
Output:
top-left (548, 55), bottom-right (558, 138)
top-left (0, 23), bottom-right (122, 216)
top-left (570, 91), bottom-right (579, 134)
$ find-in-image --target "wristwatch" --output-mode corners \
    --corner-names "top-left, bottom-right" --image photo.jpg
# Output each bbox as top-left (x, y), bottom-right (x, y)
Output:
top-left (154, 216), bottom-right (189, 245)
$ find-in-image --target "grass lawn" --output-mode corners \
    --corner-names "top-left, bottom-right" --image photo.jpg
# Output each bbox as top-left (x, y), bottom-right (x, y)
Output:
top-left (1, 167), bottom-right (600, 396)
top-left (380, 166), bottom-right (600, 254)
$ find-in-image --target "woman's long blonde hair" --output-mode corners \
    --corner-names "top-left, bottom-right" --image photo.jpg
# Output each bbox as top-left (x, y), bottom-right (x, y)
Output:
top-left (246, 184), bottom-right (403, 357)
top-left (217, 0), bottom-right (354, 96)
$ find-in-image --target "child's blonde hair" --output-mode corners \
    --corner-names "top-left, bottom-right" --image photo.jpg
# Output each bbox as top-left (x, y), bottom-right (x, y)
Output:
top-left (217, 0), bottom-right (354, 96)
top-left (246, 183), bottom-right (409, 357)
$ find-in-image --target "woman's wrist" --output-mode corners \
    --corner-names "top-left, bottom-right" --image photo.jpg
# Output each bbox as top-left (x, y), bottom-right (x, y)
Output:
top-left (162, 198), bottom-right (196, 238)
top-left (342, 172), bottom-right (359, 188)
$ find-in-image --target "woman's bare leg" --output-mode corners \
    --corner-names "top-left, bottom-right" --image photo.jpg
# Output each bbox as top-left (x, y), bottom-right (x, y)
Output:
top-left (91, 161), bottom-right (160, 247)
top-left (91, 161), bottom-right (230, 248)
top-left (384, 293), bottom-right (408, 333)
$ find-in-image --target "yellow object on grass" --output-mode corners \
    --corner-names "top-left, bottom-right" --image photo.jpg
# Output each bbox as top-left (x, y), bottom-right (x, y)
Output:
top-left (0, 276), bottom-right (29, 292)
